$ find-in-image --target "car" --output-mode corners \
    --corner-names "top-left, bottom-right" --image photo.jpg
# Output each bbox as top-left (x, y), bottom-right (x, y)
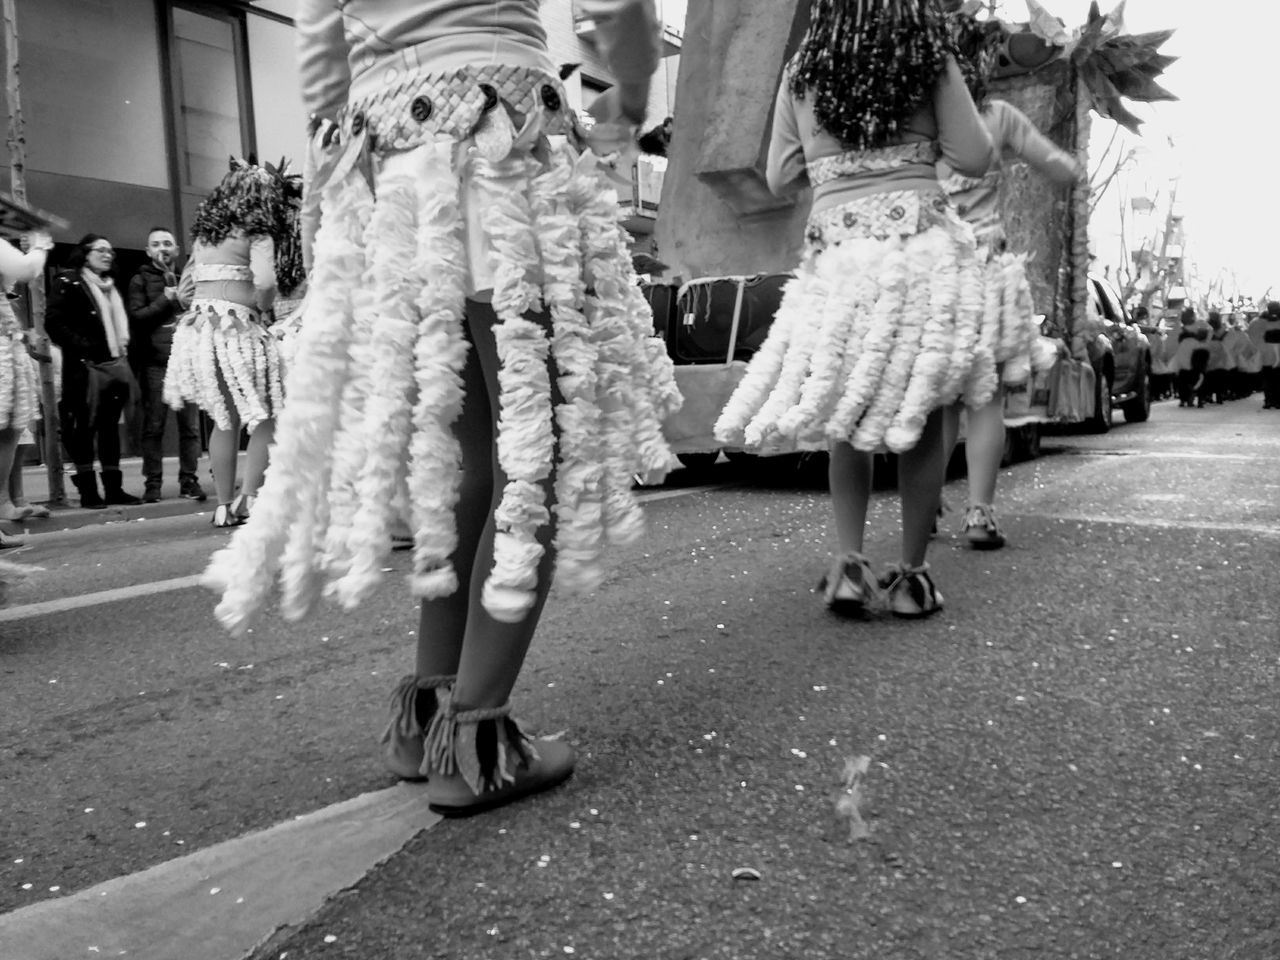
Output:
top-left (1081, 273), bottom-right (1153, 431)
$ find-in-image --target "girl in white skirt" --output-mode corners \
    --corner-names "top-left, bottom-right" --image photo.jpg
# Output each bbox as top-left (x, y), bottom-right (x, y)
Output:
top-left (714, 0), bottom-right (995, 618)
top-left (165, 161), bottom-right (303, 527)
top-left (202, 0), bottom-right (679, 815)
top-left (939, 10), bottom-right (1083, 550)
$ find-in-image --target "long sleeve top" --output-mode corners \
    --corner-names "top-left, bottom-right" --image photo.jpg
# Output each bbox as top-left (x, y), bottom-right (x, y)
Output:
top-left (297, 0), bottom-right (661, 123)
top-left (0, 242), bottom-right (47, 336)
top-left (765, 57), bottom-right (995, 216)
top-left (938, 99), bottom-right (1080, 243)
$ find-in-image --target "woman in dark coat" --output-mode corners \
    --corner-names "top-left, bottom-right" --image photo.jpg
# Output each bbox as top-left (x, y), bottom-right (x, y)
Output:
top-left (45, 234), bottom-right (142, 507)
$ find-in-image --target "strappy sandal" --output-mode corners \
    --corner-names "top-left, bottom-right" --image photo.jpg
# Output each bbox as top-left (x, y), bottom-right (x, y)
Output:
top-left (817, 551), bottom-right (881, 616)
top-left (211, 503), bottom-right (244, 528)
top-left (230, 493), bottom-right (255, 522)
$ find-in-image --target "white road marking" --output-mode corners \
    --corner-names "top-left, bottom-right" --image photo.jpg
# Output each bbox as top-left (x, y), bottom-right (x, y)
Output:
top-left (1020, 512), bottom-right (1280, 538)
top-left (0, 783), bottom-right (441, 960)
top-left (0, 485), bottom-right (725, 623)
top-left (0, 575), bottom-right (204, 623)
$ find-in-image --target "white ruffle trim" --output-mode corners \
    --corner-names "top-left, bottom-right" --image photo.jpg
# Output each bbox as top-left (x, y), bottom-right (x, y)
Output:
top-left (714, 221), bottom-right (982, 454)
top-left (165, 299), bottom-right (282, 432)
top-left (204, 138), bottom-right (680, 635)
top-left (0, 331), bottom-right (38, 431)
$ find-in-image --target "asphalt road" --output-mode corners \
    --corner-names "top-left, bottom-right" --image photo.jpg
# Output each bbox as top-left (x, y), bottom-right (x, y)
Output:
top-left (2, 398), bottom-right (1278, 959)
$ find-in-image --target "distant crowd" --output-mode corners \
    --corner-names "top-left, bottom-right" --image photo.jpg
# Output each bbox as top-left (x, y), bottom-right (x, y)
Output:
top-left (1146, 302), bottom-right (1280, 410)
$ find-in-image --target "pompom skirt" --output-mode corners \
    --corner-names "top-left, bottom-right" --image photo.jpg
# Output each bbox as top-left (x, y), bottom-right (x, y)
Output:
top-left (714, 188), bottom-right (987, 455)
top-left (970, 240), bottom-right (1042, 401)
top-left (164, 299), bottom-right (283, 433)
top-left (0, 308), bottom-right (39, 432)
top-left (201, 130), bottom-right (682, 637)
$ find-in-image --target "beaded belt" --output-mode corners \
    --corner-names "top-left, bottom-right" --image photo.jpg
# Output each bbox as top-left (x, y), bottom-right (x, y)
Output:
top-left (329, 63), bottom-right (575, 154)
top-left (803, 189), bottom-right (957, 250)
top-left (807, 141), bottom-right (940, 189)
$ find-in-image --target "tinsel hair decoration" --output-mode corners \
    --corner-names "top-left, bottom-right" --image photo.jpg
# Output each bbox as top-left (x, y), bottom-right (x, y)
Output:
top-left (789, 0), bottom-right (953, 151)
top-left (945, 1), bottom-right (1003, 107)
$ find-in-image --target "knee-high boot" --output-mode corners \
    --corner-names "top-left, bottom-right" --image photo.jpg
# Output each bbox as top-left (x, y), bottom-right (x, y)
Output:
top-left (101, 468), bottom-right (141, 506)
top-left (72, 471), bottom-right (106, 509)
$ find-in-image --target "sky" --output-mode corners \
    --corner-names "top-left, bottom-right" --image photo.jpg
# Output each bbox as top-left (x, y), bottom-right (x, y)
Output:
top-left (990, 0), bottom-right (1280, 302)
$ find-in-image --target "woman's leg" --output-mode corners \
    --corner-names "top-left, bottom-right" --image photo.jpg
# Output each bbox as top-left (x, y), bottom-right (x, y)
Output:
top-left (449, 300), bottom-right (561, 711)
top-left (239, 419), bottom-right (274, 500)
top-left (896, 408), bottom-right (947, 569)
top-left (963, 397), bottom-right (1005, 507)
top-left (414, 327), bottom-right (494, 679)
top-left (0, 427), bottom-right (20, 515)
top-left (94, 387), bottom-right (124, 470)
top-left (828, 440), bottom-right (873, 556)
top-left (208, 411), bottom-right (242, 505)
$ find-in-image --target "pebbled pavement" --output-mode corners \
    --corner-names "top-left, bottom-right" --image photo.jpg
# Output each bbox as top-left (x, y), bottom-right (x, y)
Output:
top-left (246, 402), bottom-right (1280, 960)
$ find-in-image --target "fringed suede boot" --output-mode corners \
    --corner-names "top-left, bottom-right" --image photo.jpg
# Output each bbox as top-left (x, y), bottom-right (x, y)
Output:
top-left (421, 693), bottom-right (574, 817)
top-left (379, 674), bottom-right (454, 781)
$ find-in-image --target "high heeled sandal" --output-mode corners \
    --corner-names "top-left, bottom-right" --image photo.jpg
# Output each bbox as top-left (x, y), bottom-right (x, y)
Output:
top-left (230, 493), bottom-right (255, 521)
top-left (379, 673), bottom-right (454, 780)
top-left (211, 503), bottom-right (244, 528)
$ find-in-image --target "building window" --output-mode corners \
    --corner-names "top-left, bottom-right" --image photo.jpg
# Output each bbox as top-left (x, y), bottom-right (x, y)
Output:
top-left (13, 0), bottom-right (168, 189)
top-left (170, 4), bottom-right (251, 195)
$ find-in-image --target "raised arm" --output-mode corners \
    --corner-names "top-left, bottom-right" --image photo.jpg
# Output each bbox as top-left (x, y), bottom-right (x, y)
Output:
top-left (933, 57), bottom-right (997, 178)
top-left (578, 0), bottom-right (662, 124)
top-left (990, 100), bottom-right (1082, 184)
top-left (0, 238), bottom-right (48, 286)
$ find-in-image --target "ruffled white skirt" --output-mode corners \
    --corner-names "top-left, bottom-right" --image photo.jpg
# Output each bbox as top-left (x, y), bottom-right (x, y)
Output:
top-left (203, 136), bottom-right (681, 636)
top-left (972, 247), bottom-right (1041, 400)
top-left (0, 305), bottom-right (38, 432)
top-left (714, 189), bottom-right (986, 454)
top-left (164, 299), bottom-right (283, 433)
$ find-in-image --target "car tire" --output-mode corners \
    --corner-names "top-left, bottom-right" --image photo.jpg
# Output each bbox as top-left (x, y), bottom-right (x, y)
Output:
top-left (1122, 367), bottom-right (1152, 422)
top-left (1088, 370), bottom-right (1113, 433)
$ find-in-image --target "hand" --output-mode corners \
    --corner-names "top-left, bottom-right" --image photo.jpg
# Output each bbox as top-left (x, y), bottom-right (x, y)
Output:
top-left (164, 286), bottom-right (178, 301)
top-left (21, 230), bottom-right (53, 253)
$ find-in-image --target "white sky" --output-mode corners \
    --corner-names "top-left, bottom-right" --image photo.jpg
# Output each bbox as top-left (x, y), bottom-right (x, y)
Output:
top-left (991, 0), bottom-right (1280, 301)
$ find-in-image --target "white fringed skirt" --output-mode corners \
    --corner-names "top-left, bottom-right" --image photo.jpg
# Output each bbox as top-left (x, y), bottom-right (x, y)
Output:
top-left (714, 188), bottom-right (987, 455)
top-left (164, 299), bottom-right (283, 433)
top-left (0, 318), bottom-right (38, 432)
top-left (202, 133), bottom-right (681, 636)
top-left (969, 244), bottom-right (1042, 402)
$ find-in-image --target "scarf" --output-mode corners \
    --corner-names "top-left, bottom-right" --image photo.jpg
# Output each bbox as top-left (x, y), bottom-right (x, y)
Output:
top-left (81, 268), bottom-right (130, 359)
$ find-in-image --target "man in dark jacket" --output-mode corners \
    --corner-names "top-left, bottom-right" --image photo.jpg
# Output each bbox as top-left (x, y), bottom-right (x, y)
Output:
top-left (127, 227), bottom-right (205, 502)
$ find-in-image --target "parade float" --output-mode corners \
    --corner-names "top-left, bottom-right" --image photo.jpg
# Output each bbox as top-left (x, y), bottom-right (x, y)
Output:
top-left (647, 0), bottom-right (1176, 467)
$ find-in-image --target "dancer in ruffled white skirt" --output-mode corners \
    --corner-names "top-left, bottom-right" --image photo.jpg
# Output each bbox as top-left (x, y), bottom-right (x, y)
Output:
top-left (0, 230), bottom-right (52, 544)
top-left (202, 0), bottom-right (680, 815)
top-left (165, 161), bottom-right (304, 527)
top-left (715, 0), bottom-right (995, 618)
top-left (939, 9), bottom-right (1084, 550)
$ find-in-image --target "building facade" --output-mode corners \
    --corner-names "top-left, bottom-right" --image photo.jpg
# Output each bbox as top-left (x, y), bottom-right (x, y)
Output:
top-left (4, 0), bottom-right (681, 464)
top-left (2, 0), bottom-right (680, 262)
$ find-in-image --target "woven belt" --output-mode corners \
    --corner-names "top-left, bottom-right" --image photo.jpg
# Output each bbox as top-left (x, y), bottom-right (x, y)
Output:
top-left (331, 63), bottom-right (575, 153)
top-left (808, 141), bottom-right (940, 189)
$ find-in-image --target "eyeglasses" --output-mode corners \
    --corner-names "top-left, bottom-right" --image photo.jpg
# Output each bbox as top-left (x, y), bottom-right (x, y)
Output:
top-left (88, 246), bottom-right (115, 255)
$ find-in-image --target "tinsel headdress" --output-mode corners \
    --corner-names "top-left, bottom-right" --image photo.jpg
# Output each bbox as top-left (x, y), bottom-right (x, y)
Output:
top-left (190, 155), bottom-right (306, 294)
top-left (944, 1), bottom-right (1002, 107)
top-left (789, 0), bottom-right (952, 151)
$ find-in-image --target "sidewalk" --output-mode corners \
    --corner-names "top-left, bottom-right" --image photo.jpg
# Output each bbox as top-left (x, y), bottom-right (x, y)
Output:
top-left (7, 454), bottom-right (245, 535)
